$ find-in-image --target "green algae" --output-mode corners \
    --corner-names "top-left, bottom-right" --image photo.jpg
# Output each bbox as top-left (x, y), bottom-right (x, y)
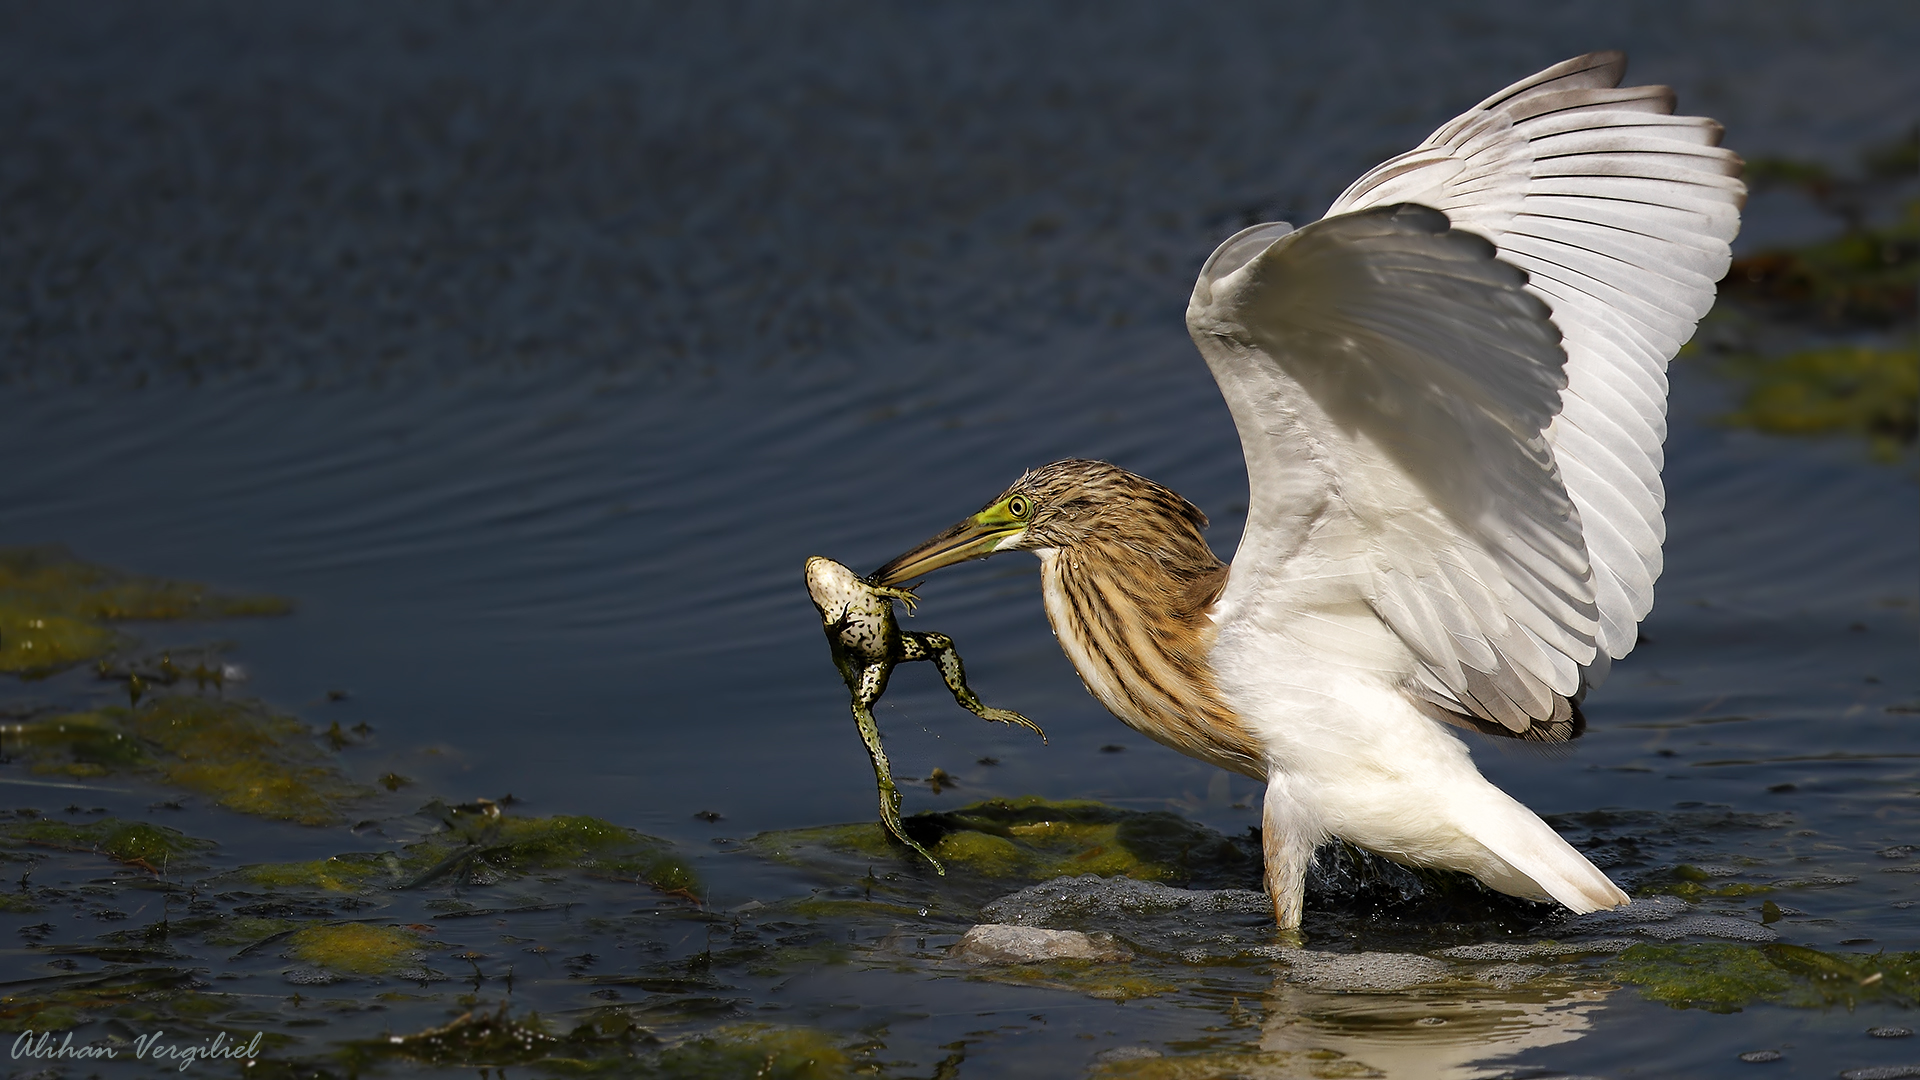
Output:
top-left (12, 697), bottom-right (373, 825)
top-left (346, 1010), bottom-right (861, 1077)
top-left (199, 916), bottom-right (300, 948)
top-left (1719, 343), bottom-right (1919, 459)
top-left (642, 1023), bottom-right (866, 1080)
top-left (0, 611), bottom-right (120, 675)
top-left (353, 1006), bottom-right (575, 1068)
top-left (1702, 154), bottom-right (1919, 458)
top-left (0, 966), bottom-right (204, 1033)
top-left (399, 810), bottom-right (698, 894)
top-left (1723, 200), bottom-right (1919, 330)
top-left (287, 923), bottom-right (424, 976)
top-left (1639, 864), bottom-right (1777, 903)
top-left (0, 817), bottom-right (212, 870)
top-left (235, 852), bottom-right (403, 893)
top-left (1088, 1046), bottom-right (1374, 1079)
top-left (235, 807), bottom-right (696, 903)
top-left (1611, 942), bottom-right (1920, 1013)
top-left (0, 545), bottom-right (290, 675)
top-left (972, 961), bottom-right (1177, 1002)
top-left (132, 697), bottom-right (372, 824)
top-left (750, 797), bottom-right (1259, 892)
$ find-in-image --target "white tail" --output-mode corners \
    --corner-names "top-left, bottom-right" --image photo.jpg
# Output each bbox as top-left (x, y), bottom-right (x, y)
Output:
top-left (1469, 793), bottom-right (1629, 914)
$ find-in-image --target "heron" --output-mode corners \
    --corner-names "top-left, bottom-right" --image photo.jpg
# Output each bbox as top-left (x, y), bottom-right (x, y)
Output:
top-left (872, 53), bottom-right (1743, 928)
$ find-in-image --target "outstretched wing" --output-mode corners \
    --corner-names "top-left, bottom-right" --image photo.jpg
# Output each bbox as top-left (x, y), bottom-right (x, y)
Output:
top-left (1191, 205), bottom-right (1595, 738)
top-left (1188, 54), bottom-right (1742, 739)
top-left (1328, 51), bottom-right (1744, 680)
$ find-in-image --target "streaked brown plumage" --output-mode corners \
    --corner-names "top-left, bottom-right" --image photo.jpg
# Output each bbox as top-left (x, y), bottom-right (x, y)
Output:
top-left (879, 460), bottom-right (1266, 776)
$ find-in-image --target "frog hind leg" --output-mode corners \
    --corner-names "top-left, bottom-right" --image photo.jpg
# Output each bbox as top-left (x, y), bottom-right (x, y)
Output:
top-left (903, 631), bottom-right (1046, 743)
top-left (850, 661), bottom-right (945, 875)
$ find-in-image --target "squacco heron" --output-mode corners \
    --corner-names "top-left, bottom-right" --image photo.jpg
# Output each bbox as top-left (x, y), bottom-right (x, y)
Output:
top-left (874, 53), bottom-right (1743, 928)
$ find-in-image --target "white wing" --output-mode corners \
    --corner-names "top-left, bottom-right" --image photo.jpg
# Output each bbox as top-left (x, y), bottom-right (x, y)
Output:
top-left (1327, 51), bottom-right (1744, 680)
top-left (1185, 55), bottom-right (1741, 737)
top-left (1190, 205), bottom-right (1593, 736)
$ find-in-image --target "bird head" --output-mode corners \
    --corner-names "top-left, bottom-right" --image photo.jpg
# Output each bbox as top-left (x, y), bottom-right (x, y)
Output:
top-left (872, 460), bottom-right (1207, 586)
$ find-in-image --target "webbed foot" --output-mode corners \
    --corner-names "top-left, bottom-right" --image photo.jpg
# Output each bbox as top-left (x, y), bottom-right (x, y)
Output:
top-left (866, 583), bottom-right (919, 612)
top-left (974, 706), bottom-right (1045, 741)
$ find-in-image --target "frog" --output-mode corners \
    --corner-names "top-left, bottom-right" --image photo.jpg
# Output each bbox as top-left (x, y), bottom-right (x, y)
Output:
top-left (804, 555), bottom-right (1043, 873)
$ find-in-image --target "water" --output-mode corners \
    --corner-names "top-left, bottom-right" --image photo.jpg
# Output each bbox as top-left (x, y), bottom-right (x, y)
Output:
top-left (0, 3), bottom-right (1915, 1077)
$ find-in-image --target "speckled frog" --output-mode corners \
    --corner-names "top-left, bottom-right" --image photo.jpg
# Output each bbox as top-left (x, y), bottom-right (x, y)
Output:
top-left (804, 556), bottom-right (1043, 872)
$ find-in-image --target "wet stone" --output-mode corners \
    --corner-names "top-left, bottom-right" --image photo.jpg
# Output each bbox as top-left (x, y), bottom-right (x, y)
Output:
top-left (980, 874), bottom-right (1277, 961)
top-left (1737, 1048), bottom-right (1782, 1062)
top-left (1278, 950), bottom-right (1453, 992)
top-left (284, 966), bottom-right (342, 986)
top-left (983, 874), bottom-right (1269, 925)
top-left (1870, 1027), bottom-right (1916, 1038)
top-left (1839, 1068), bottom-right (1920, 1080)
top-left (1440, 939), bottom-right (1639, 961)
top-left (1092, 1046), bottom-right (1164, 1063)
top-left (951, 924), bottom-right (1133, 965)
top-left (1560, 895), bottom-right (1777, 942)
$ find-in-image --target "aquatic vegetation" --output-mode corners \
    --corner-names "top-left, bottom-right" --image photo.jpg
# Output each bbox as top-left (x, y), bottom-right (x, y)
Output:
top-left (0, 545), bottom-right (290, 674)
top-left (0, 817), bottom-right (212, 870)
top-left (400, 809), bottom-right (698, 894)
top-left (350, 1005), bottom-right (580, 1068)
top-left (751, 797), bottom-right (1260, 896)
top-left (1719, 343), bottom-right (1918, 459)
top-left (1610, 942), bottom-right (1920, 1013)
top-left (287, 923), bottom-right (425, 976)
top-left (1723, 207), bottom-right (1919, 329)
top-left (234, 810), bottom-right (696, 899)
top-left (0, 966), bottom-right (206, 1033)
top-left (234, 852), bottom-right (402, 893)
top-left (969, 960), bottom-right (1177, 1002)
top-left (13, 697), bottom-right (372, 825)
top-left (1702, 136), bottom-right (1919, 460)
top-left (1639, 864), bottom-right (1778, 903)
top-left (641, 1023), bottom-right (869, 1080)
top-left (353, 1011), bottom-right (867, 1078)
top-left (1087, 1045), bottom-right (1372, 1079)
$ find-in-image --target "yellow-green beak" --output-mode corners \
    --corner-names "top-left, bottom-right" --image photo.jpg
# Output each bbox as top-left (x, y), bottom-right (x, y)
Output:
top-left (872, 508), bottom-right (1025, 586)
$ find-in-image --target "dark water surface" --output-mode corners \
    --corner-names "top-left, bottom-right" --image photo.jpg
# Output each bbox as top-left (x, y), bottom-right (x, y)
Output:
top-left (0, 3), bottom-right (1915, 1077)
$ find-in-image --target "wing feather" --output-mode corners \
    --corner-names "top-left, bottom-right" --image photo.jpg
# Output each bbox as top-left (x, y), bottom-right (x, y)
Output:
top-left (1194, 53), bottom-right (1741, 737)
top-left (1189, 205), bottom-right (1600, 737)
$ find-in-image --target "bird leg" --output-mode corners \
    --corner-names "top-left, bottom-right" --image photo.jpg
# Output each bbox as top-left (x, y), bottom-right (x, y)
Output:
top-left (849, 660), bottom-right (945, 875)
top-left (1261, 779), bottom-right (1320, 933)
top-left (901, 630), bottom-right (1046, 742)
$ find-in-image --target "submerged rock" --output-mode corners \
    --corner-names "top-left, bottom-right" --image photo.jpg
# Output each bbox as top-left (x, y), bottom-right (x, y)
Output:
top-left (1560, 895), bottom-right (1778, 943)
top-left (1277, 950), bottom-right (1454, 992)
top-left (983, 874), bottom-right (1268, 925)
top-left (950, 924), bottom-right (1132, 965)
top-left (977, 875), bottom-right (1277, 962)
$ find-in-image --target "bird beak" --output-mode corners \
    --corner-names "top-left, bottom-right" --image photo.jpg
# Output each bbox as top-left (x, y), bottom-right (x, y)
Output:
top-left (872, 511), bottom-right (1024, 586)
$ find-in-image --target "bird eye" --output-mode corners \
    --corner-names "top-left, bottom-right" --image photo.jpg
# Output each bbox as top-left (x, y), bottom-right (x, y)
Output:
top-left (1006, 495), bottom-right (1031, 519)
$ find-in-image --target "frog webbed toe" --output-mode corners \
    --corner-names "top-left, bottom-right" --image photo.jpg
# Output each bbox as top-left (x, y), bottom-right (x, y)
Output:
top-left (909, 631), bottom-right (1046, 742)
top-left (868, 583), bottom-right (919, 612)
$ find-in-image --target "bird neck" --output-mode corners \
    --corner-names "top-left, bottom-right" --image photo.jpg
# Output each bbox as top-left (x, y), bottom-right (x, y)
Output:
top-left (1034, 524), bottom-right (1266, 780)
